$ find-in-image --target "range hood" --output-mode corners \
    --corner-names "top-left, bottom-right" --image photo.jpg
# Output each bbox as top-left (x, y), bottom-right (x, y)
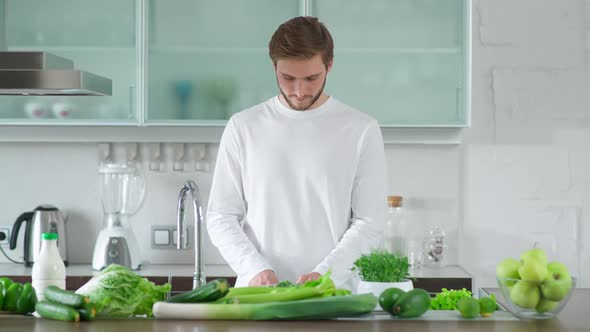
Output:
top-left (0, 51), bottom-right (112, 96)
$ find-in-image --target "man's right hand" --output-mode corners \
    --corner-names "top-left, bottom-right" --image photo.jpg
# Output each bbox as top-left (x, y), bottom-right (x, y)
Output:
top-left (248, 269), bottom-right (279, 286)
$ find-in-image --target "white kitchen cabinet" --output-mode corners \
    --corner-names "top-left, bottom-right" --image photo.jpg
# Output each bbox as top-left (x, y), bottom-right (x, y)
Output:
top-left (0, 0), bottom-right (470, 144)
top-left (0, 0), bottom-right (139, 124)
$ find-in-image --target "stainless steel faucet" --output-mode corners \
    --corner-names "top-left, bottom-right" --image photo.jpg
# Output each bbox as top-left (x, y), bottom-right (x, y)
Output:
top-left (176, 180), bottom-right (206, 289)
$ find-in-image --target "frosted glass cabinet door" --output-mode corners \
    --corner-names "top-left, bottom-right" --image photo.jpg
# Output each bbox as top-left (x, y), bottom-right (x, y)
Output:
top-left (311, 0), bottom-right (468, 126)
top-left (146, 0), bottom-right (301, 123)
top-left (0, 0), bottom-right (138, 123)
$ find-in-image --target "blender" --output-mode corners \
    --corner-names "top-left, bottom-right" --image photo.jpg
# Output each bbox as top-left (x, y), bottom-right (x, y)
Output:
top-left (92, 163), bottom-right (145, 270)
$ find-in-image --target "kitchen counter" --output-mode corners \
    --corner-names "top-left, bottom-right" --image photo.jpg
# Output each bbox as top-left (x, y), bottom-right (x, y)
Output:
top-left (1, 289), bottom-right (588, 332)
top-left (0, 263), bottom-right (472, 292)
top-left (0, 263), bottom-right (236, 277)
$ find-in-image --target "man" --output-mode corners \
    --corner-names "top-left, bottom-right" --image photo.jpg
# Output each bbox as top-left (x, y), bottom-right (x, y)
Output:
top-left (206, 16), bottom-right (387, 288)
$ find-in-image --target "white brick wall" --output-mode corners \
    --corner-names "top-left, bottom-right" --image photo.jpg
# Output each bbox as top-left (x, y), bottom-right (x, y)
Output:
top-left (462, 0), bottom-right (590, 289)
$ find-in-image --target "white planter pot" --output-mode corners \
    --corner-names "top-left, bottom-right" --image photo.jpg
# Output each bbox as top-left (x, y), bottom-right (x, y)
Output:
top-left (357, 279), bottom-right (414, 310)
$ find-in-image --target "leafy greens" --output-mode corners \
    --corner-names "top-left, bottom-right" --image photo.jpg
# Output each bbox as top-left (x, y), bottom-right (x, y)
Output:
top-left (75, 264), bottom-right (171, 317)
top-left (351, 250), bottom-right (410, 282)
top-left (430, 288), bottom-right (473, 310)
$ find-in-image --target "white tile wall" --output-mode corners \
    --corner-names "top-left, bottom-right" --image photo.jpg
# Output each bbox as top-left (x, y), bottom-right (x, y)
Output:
top-left (1, 0), bottom-right (589, 291)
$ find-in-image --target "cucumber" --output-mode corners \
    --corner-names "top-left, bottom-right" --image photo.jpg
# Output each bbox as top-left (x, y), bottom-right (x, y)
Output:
top-left (78, 302), bottom-right (97, 321)
top-left (4, 283), bottom-right (23, 312)
top-left (35, 301), bottom-right (80, 322)
top-left (392, 288), bottom-right (432, 318)
top-left (44, 285), bottom-right (89, 308)
top-left (16, 283), bottom-right (37, 314)
top-left (168, 279), bottom-right (229, 303)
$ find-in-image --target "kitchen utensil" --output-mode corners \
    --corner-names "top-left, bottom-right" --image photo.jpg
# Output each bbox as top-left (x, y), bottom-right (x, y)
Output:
top-left (9, 205), bottom-right (68, 266)
top-left (92, 163), bottom-right (145, 270)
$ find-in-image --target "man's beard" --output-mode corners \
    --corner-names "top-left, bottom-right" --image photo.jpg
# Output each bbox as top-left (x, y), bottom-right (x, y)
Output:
top-left (278, 76), bottom-right (327, 111)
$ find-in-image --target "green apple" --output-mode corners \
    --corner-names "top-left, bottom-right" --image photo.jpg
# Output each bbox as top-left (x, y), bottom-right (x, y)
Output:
top-left (518, 259), bottom-right (548, 281)
top-left (496, 258), bottom-right (521, 286)
top-left (510, 281), bottom-right (541, 309)
top-left (520, 248), bottom-right (548, 266)
top-left (535, 298), bottom-right (559, 313)
top-left (546, 261), bottom-right (571, 281)
top-left (541, 261), bottom-right (572, 301)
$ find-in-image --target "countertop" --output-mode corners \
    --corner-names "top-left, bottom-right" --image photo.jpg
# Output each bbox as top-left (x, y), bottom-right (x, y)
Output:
top-left (2, 289), bottom-right (588, 332)
top-left (0, 263), bottom-right (470, 278)
top-left (1, 263), bottom-right (473, 292)
top-left (0, 263), bottom-right (236, 277)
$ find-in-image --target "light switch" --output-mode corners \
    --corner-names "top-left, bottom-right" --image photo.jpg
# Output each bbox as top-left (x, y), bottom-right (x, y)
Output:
top-left (154, 230), bottom-right (170, 245)
top-left (172, 229), bottom-right (189, 247)
top-left (151, 225), bottom-right (191, 249)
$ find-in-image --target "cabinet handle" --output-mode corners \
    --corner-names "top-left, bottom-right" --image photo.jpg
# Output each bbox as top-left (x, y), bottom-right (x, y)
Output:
top-left (129, 85), bottom-right (135, 120)
top-left (455, 87), bottom-right (462, 121)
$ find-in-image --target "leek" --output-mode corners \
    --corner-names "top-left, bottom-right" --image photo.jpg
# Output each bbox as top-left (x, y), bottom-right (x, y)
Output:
top-left (153, 293), bottom-right (377, 320)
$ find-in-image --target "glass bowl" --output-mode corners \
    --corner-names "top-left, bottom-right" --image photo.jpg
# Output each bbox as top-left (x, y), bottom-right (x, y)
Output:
top-left (497, 277), bottom-right (576, 319)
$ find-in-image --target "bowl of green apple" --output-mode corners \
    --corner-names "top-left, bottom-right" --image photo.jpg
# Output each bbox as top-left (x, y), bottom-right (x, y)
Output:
top-left (496, 248), bottom-right (576, 319)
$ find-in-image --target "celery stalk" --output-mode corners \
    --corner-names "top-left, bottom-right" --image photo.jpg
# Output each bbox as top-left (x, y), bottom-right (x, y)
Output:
top-left (220, 272), bottom-right (336, 304)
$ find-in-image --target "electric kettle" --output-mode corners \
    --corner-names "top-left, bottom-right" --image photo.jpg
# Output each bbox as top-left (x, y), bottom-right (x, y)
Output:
top-left (9, 205), bottom-right (68, 266)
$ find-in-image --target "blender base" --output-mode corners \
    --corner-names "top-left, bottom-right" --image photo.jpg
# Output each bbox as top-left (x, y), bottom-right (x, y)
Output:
top-left (92, 228), bottom-right (141, 270)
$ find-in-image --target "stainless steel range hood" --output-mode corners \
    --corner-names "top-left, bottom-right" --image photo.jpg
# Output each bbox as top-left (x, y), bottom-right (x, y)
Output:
top-left (0, 51), bottom-right (112, 96)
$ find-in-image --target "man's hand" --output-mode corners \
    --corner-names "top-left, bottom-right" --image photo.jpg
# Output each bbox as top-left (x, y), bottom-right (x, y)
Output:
top-left (296, 272), bottom-right (321, 284)
top-left (249, 269), bottom-right (279, 286)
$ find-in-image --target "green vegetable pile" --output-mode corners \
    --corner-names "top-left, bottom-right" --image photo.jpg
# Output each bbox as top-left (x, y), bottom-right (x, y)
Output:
top-left (154, 271), bottom-right (374, 320)
top-left (36, 285), bottom-right (95, 322)
top-left (214, 270), bottom-right (350, 304)
top-left (430, 288), bottom-right (473, 310)
top-left (0, 277), bottom-right (37, 314)
top-left (352, 250), bottom-right (410, 282)
top-left (75, 264), bottom-right (171, 317)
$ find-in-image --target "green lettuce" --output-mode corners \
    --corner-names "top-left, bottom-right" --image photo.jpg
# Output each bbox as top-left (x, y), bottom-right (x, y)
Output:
top-left (75, 264), bottom-right (171, 317)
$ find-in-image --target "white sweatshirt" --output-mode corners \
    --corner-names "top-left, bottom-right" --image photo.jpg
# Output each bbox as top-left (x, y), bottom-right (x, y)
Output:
top-left (206, 96), bottom-right (387, 288)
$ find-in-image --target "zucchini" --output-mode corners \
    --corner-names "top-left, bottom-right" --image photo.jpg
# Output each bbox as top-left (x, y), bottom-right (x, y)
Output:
top-left (168, 278), bottom-right (229, 303)
top-left (78, 302), bottom-right (97, 321)
top-left (0, 283), bottom-right (4, 310)
top-left (44, 285), bottom-right (89, 308)
top-left (35, 300), bottom-right (80, 322)
top-left (4, 283), bottom-right (23, 312)
top-left (16, 283), bottom-right (37, 314)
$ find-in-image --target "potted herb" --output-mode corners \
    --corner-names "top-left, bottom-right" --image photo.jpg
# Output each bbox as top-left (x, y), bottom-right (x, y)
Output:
top-left (352, 250), bottom-right (413, 308)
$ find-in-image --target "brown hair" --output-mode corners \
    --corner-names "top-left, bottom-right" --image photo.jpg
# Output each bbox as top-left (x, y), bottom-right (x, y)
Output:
top-left (269, 16), bottom-right (334, 68)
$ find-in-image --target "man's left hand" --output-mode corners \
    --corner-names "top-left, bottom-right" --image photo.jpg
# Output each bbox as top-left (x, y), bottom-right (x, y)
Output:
top-left (296, 272), bottom-right (321, 284)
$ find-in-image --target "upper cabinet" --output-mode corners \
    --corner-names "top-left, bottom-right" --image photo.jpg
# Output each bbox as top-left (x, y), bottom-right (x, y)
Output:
top-left (312, 0), bottom-right (468, 126)
top-left (146, 0), bottom-right (301, 123)
top-left (0, 0), bottom-right (470, 142)
top-left (0, 0), bottom-right (138, 124)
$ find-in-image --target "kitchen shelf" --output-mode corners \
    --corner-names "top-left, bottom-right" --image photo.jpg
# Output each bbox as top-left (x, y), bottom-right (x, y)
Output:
top-left (336, 47), bottom-right (461, 54)
top-left (8, 46), bottom-right (136, 53)
top-left (148, 46), bottom-right (461, 55)
top-left (0, 125), bottom-right (463, 144)
top-left (149, 47), bottom-right (268, 54)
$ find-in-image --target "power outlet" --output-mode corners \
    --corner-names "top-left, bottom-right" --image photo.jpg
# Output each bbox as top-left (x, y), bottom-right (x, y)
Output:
top-left (0, 225), bottom-right (12, 245)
